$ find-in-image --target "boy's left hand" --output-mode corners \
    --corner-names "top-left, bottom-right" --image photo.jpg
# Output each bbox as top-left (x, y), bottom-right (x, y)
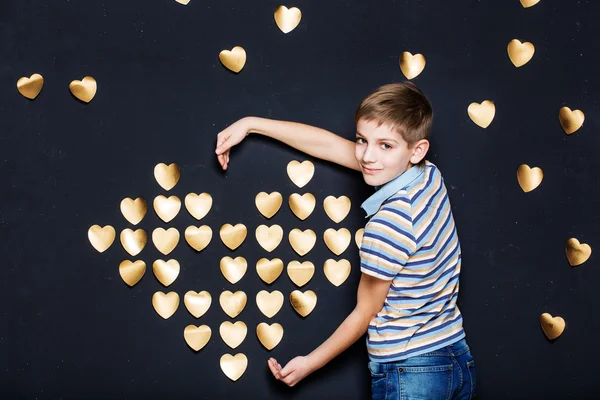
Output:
top-left (268, 356), bottom-right (312, 387)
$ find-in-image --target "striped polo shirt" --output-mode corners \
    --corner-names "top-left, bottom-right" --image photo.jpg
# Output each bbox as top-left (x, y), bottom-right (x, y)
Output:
top-left (359, 160), bottom-right (465, 362)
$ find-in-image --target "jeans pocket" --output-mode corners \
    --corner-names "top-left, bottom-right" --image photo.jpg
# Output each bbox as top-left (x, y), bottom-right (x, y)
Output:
top-left (368, 362), bottom-right (388, 400)
top-left (398, 364), bottom-right (453, 400)
top-left (466, 360), bottom-right (476, 399)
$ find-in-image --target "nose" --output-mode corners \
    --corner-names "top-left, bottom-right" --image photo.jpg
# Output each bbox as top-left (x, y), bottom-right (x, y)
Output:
top-left (362, 145), bottom-right (377, 164)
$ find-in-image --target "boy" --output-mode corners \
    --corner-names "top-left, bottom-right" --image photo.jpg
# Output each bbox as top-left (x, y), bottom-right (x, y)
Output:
top-left (215, 82), bottom-right (476, 399)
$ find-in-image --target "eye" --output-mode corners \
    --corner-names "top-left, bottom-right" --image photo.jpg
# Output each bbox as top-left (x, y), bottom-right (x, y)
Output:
top-left (380, 143), bottom-right (393, 150)
top-left (356, 137), bottom-right (366, 144)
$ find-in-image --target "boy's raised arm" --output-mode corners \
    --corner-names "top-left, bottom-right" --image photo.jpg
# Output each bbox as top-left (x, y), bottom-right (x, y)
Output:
top-left (215, 116), bottom-right (360, 171)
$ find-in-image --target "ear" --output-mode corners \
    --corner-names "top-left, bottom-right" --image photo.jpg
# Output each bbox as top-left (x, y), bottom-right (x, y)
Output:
top-left (409, 139), bottom-right (429, 164)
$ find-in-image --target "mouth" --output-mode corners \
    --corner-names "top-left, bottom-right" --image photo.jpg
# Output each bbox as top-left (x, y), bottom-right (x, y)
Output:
top-left (362, 166), bottom-right (381, 175)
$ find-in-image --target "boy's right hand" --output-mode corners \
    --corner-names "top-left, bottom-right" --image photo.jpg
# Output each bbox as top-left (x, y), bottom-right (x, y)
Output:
top-left (215, 117), bottom-right (252, 170)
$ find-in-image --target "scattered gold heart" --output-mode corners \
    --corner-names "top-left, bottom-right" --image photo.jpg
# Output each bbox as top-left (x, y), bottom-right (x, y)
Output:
top-left (69, 76), bottom-right (97, 103)
top-left (184, 325), bottom-right (211, 351)
top-left (153, 195), bottom-right (181, 223)
top-left (559, 107), bottom-right (585, 135)
top-left (17, 73), bottom-right (44, 99)
top-left (220, 223), bottom-right (247, 250)
top-left (355, 228), bottom-right (365, 248)
top-left (257, 323), bottom-right (284, 350)
top-left (255, 192), bottom-right (282, 218)
top-left (185, 225), bottom-right (212, 251)
top-left (507, 39), bottom-right (535, 67)
top-left (220, 353), bottom-right (248, 381)
top-left (287, 160), bottom-right (315, 188)
top-left (520, 0), bottom-right (540, 8)
top-left (324, 259), bottom-right (351, 287)
top-left (154, 163), bottom-right (180, 191)
top-left (399, 52), bottom-right (426, 79)
top-left (565, 238), bottom-right (592, 267)
top-left (120, 197), bottom-right (147, 225)
top-left (289, 193), bottom-right (316, 220)
top-left (152, 227), bottom-right (180, 255)
top-left (185, 193), bottom-right (212, 220)
top-left (120, 228), bottom-right (147, 256)
top-left (467, 100), bottom-right (496, 129)
top-left (220, 321), bottom-right (248, 349)
top-left (152, 259), bottom-right (180, 287)
top-left (255, 224), bottom-right (283, 252)
top-left (274, 5), bottom-right (302, 34)
top-left (256, 258), bottom-right (284, 284)
top-left (184, 290), bottom-right (212, 318)
top-left (287, 261), bottom-right (315, 287)
top-left (220, 290), bottom-right (247, 318)
top-left (88, 225), bottom-right (116, 253)
top-left (219, 46), bottom-right (246, 73)
top-left (289, 229), bottom-right (316, 256)
top-left (152, 291), bottom-right (179, 319)
top-left (517, 164), bottom-right (543, 193)
top-left (324, 228), bottom-right (351, 256)
top-left (118, 260), bottom-right (146, 286)
top-left (256, 290), bottom-right (284, 318)
top-left (290, 290), bottom-right (317, 317)
top-left (220, 256), bottom-right (247, 284)
top-left (175, 0), bottom-right (190, 5)
top-left (540, 313), bottom-right (565, 340)
top-left (323, 195), bottom-right (351, 223)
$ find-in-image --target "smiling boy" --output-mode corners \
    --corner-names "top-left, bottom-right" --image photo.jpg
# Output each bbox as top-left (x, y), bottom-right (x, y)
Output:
top-left (215, 82), bottom-right (476, 399)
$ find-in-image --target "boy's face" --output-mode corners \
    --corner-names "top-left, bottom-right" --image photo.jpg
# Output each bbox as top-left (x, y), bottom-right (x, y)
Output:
top-left (354, 118), bottom-right (416, 187)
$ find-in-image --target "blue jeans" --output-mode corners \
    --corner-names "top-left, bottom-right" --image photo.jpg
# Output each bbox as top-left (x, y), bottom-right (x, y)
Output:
top-left (368, 339), bottom-right (476, 400)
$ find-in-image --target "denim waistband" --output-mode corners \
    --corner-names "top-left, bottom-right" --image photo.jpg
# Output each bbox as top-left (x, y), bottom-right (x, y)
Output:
top-left (375, 338), bottom-right (470, 366)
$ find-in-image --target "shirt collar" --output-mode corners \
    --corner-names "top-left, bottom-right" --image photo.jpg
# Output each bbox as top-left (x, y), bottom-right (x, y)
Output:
top-left (360, 164), bottom-right (426, 218)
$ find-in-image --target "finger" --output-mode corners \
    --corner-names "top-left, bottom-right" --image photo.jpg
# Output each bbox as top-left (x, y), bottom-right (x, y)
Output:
top-left (215, 136), bottom-right (230, 154)
top-left (279, 365), bottom-right (293, 378)
top-left (267, 360), bottom-right (280, 378)
top-left (282, 374), bottom-right (296, 387)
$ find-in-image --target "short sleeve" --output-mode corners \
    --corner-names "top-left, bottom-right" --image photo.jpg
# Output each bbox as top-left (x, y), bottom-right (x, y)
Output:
top-left (359, 202), bottom-right (416, 280)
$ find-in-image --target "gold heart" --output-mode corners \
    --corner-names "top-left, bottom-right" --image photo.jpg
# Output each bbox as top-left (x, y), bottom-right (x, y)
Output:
top-left (183, 325), bottom-right (211, 351)
top-left (290, 290), bottom-right (317, 317)
top-left (256, 323), bottom-right (284, 350)
top-left (220, 353), bottom-right (248, 381)
top-left (152, 227), bottom-right (180, 255)
top-left (219, 46), bottom-right (246, 73)
top-left (120, 197), bottom-right (147, 225)
top-left (520, 0), bottom-right (540, 8)
top-left (118, 260), bottom-right (146, 286)
top-left (152, 259), bottom-right (180, 286)
top-left (255, 224), bottom-right (283, 252)
top-left (517, 164), bottom-right (543, 193)
top-left (220, 256), bottom-right (247, 284)
top-left (355, 228), bottom-right (365, 248)
top-left (256, 290), bottom-right (284, 318)
top-left (559, 107), bottom-right (585, 135)
top-left (323, 195), bottom-right (351, 223)
top-left (219, 290), bottom-right (247, 318)
top-left (175, 0), bottom-right (190, 5)
top-left (120, 228), bottom-right (147, 256)
top-left (289, 193), bottom-right (316, 220)
top-left (220, 223), bottom-right (247, 250)
top-left (17, 73), bottom-right (44, 99)
top-left (399, 52), bottom-right (426, 79)
top-left (185, 193), bottom-right (212, 220)
top-left (256, 258), bottom-right (284, 284)
top-left (154, 163), bottom-right (180, 191)
top-left (289, 229), bottom-right (316, 256)
top-left (324, 228), bottom-right (351, 256)
top-left (565, 238), bottom-right (592, 267)
top-left (69, 76), bottom-right (97, 103)
top-left (88, 225), bottom-right (116, 252)
top-left (324, 259), bottom-right (351, 287)
top-left (507, 39), bottom-right (535, 67)
top-left (153, 195), bottom-right (181, 223)
top-left (467, 100), bottom-right (496, 129)
top-left (184, 290), bottom-right (212, 318)
top-left (287, 261), bottom-right (315, 287)
top-left (255, 192), bottom-right (282, 218)
top-left (220, 321), bottom-right (248, 349)
top-left (287, 160), bottom-right (315, 188)
top-left (274, 5), bottom-right (302, 34)
top-left (152, 291), bottom-right (179, 319)
top-left (540, 313), bottom-right (565, 340)
top-left (185, 225), bottom-right (212, 251)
